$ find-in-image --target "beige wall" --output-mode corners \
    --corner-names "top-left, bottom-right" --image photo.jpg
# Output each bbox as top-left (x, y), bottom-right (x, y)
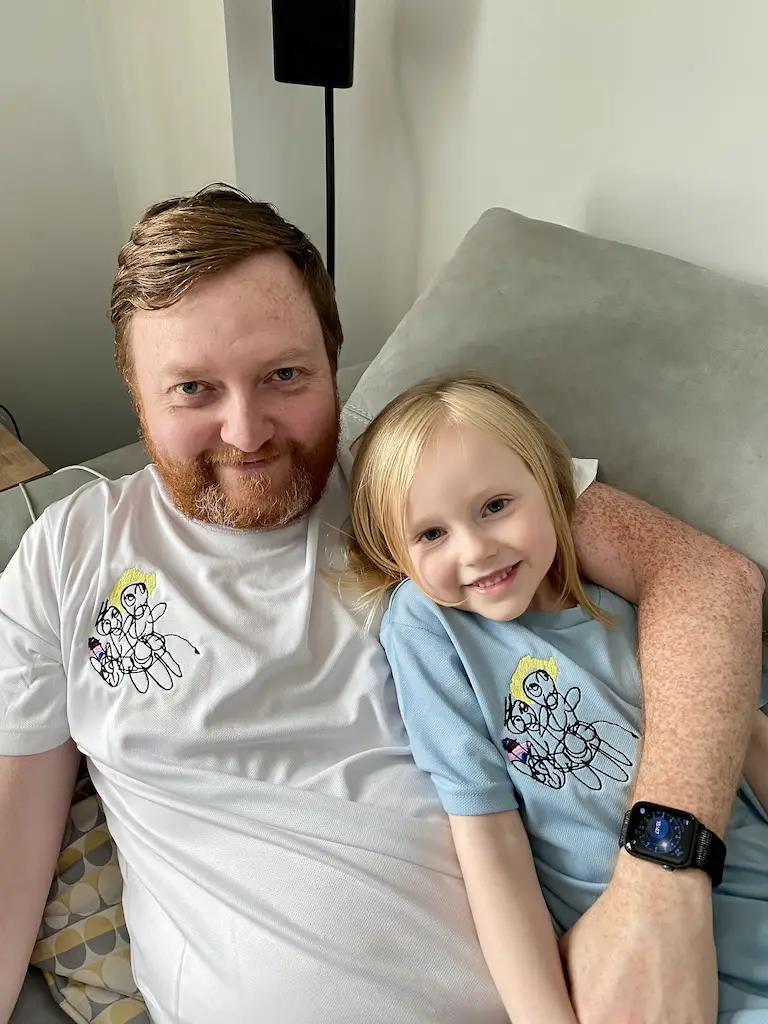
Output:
top-left (227, 0), bottom-right (768, 366)
top-left (0, 0), bottom-right (132, 469)
top-left (223, 0), bottom-right (419, 367)
top-left (395, 0), bottom-right (768, 293)
top-left (87, 0), bottom-right (236, 235)
top-left (5, 0), bottom-right (768, 464)
top-left (1, 0), bottom-right (237, 468)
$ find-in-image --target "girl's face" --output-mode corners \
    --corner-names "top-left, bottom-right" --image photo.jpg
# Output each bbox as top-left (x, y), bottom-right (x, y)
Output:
top-left (404, 423), bottom-right (559, 621)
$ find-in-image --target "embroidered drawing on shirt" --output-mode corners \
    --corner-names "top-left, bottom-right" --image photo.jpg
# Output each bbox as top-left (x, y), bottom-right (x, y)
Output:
top-left (502, 655), bottom-right (637, 791)
top-left (87, 568), bottom-right (199, 693)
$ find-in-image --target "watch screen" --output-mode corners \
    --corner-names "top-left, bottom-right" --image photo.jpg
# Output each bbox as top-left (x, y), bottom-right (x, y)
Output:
top-left (627, 804), bottom-right (695, 867)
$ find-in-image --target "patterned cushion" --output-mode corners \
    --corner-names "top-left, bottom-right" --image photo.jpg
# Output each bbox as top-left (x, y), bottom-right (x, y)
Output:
top-left (30, 767), bottom-right (150, 1024)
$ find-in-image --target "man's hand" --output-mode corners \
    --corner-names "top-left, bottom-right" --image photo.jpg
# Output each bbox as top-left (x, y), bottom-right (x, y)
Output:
top-left (560, 854), bottom-right (717, 1024)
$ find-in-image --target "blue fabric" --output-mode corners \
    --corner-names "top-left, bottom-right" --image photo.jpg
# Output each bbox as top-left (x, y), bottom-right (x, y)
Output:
top-left (381, 581), bottom-right (768, 1022)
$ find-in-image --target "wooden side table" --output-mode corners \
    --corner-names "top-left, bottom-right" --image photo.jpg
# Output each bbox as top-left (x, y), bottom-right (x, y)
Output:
top-left (0, 426), bottom-right (48, 492)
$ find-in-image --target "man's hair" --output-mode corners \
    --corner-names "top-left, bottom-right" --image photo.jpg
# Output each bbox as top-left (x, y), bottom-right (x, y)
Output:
top-left (111, 183), bottom-right (343, 380)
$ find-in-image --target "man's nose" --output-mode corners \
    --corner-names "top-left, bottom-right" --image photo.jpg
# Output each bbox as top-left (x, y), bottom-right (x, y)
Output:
top-left (219, 394), bottom-right (275, 453)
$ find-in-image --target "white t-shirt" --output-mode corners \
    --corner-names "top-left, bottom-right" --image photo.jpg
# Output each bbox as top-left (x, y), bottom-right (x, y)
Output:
top-left (0, 458), bottom-right (597, 1024)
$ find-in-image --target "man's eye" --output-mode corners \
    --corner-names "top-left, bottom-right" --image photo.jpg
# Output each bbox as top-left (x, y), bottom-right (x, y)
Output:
top-left (419, 527), bottom-right (444, 543)
top-left (484, 498), bottom-right (508, 516)
top-left (272, 367), bottom-right (299, 382)
top-left (176, 382), bottom-right (203, 396)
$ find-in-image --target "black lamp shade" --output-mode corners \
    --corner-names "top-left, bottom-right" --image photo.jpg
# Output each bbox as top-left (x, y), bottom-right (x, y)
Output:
top-left (272, 0), bottom-right (355, 90)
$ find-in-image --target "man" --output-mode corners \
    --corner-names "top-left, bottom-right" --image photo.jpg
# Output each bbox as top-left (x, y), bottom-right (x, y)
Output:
top-left (0, 185), bottom-right (764, 1024)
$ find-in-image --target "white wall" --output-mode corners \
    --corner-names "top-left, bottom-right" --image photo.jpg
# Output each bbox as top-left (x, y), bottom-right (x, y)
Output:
top-left (6, 0), bottom-right (765, 467)
top-left (333, 0), bottom-right (419, 365)
top-left (223, 0), bottom-right (325, 261)
top-left (395, 0), bottom-right (768, 293)
top-left (0, 1), bottom-right (133, 469)
top-left (224, 0), bottom-right (419, 366)
top-left (226, 0), bottom-right (768, 367)
top-left (87, 0), bottom-right (237, 235)
top-left (0, 1), bottom-right (238, 469)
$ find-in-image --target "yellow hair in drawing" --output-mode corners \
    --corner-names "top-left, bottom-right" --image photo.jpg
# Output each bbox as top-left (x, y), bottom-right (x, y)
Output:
top-left (109, 568), bottom-right (157, 613)
top-left (510, 655), bottom-right (559, 706)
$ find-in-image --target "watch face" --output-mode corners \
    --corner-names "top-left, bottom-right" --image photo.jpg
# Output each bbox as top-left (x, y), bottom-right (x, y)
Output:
top-left (626, 803), bottom-right (695, 867)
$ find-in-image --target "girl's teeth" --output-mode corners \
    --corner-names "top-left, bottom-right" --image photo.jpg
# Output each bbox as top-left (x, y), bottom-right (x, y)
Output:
top-left (475, 567), bottom-right (512, 589)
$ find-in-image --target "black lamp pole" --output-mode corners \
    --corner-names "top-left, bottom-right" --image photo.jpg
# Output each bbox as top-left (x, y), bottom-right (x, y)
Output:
top-left (324, 86), bottom-right (336, 281)
top-left (272, 0), bottom-right (356, 283)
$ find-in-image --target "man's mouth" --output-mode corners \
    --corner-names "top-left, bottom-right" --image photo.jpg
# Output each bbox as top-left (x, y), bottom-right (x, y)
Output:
top-left (222, 453), bottom-right (283, 471)
top-left (468, 563), bottom-right (520, 592)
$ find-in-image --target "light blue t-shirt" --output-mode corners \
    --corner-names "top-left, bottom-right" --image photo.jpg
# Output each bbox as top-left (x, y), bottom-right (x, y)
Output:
top-left (381, 580), bottom-right (768, 1023)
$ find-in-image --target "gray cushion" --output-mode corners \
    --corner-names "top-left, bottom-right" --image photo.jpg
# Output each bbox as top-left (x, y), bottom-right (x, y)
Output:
top-left (342, 207), bottom-right (768, 617)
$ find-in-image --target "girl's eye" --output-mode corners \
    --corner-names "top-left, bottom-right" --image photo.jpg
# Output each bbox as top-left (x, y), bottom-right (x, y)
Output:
top-left (484, 498), bottom-right (508, 516)
top-left (273, 367), bottom-right (298, 382)
top-left (419, 527), bottom-right (445, 543)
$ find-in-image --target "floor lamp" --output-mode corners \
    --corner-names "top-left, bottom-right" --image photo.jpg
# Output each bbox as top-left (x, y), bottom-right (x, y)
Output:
top-left (272, 0), bottom-right (356, 282)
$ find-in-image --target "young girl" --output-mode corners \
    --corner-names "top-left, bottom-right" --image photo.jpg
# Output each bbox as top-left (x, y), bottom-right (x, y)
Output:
top-left (345, 372), bottom-right (768, 1024)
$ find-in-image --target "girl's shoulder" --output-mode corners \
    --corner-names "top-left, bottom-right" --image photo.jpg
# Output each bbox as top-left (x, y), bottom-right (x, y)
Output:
top-left (382, 578), bottom-right (447, 635)
top-left (571, 584), bottom-right (639, 650)
top-left (381, 580), bottom-right (637, 643)
top-left (589, 584), bottom-right (637, 626)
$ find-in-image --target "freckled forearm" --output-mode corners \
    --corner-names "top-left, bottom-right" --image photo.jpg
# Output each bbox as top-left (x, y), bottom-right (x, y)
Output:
top-left (573, 482), bottom-right (764, 835)
top-left (631, 554), bottom-right (763, 834)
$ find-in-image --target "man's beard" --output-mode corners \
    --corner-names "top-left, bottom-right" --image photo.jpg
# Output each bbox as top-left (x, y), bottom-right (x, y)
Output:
top-left (140, 407), bottom-right (339, 531)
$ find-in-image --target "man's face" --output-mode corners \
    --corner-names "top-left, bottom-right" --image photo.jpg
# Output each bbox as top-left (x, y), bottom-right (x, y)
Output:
top-left (130, 251), bottom-right (339, 529)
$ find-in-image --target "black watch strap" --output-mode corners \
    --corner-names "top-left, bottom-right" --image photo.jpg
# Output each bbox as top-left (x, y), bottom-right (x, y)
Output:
top-left (694, 822), bottom-right (726, 887)
top-left (619, 809), bottom-right (631, 848)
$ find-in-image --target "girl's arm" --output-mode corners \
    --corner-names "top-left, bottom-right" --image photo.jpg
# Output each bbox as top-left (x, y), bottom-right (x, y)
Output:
top-left (381, 597), bottom-right (577, 1021)
top-left (449, 810), bottom-right (577, 1024)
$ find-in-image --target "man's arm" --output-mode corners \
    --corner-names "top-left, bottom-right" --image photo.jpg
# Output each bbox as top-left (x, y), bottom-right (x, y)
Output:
top-left (563, 481), bottom-right (764, 1024)
top-left (0, 743), bottom-right (79, 1024)
top-left (573, 481), bottom-right (764, 831)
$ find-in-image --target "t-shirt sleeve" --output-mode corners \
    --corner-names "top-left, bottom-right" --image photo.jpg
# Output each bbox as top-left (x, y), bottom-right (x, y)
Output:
top-left (0, 516), bottom-right (70, 755)
top-left (381, 617), bottom-right (518, 816)
top-left (572, 458), bottom-right (598, 497)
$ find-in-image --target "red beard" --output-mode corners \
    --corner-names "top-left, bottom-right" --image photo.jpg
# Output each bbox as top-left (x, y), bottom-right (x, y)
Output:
top-left (141, 414), bottom-right (339, 531)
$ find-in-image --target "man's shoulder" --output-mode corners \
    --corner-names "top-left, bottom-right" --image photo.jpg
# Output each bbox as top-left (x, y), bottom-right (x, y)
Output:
top-left (39, 466), bottom-right (159, 553)
top-left (45, 465), bottom-right (156, 522)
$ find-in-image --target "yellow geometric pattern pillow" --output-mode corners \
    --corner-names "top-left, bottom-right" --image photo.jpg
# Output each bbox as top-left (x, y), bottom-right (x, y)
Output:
top-left (30, 769), bottom-right (151, 1024)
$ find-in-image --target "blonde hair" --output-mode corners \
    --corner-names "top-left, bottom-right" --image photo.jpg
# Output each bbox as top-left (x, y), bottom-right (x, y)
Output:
top-left (346, 372), bottom-right (609, 625)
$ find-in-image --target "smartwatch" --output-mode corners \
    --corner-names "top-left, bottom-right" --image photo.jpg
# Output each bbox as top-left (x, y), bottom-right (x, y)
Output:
top-left (619, 801), bottom-right (726, 887)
